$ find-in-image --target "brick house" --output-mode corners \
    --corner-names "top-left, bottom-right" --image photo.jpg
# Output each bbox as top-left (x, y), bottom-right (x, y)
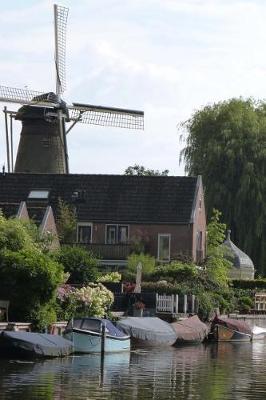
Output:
top-left (0, 172), bottom-right (206, 266)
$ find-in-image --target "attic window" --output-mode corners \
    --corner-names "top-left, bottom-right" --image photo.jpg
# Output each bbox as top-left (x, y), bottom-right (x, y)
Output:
top-left (28, 190), bottom-right (49, 199)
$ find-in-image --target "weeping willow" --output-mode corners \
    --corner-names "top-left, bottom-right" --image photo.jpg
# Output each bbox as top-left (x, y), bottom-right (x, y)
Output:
top-left (180, 98), bottom-right (266, 275)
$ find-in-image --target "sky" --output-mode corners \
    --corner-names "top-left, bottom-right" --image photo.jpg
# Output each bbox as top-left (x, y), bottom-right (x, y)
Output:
top-left (1, 0), bottom-right (266, 176)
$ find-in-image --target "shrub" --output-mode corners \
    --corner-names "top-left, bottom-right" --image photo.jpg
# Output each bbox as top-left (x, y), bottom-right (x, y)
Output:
top-left (97, 272), bottom-right (121, 283)
top-left (55, 245), bottom-right (99, 284)
top-left (0, 248), bottom-right (64, 330)
top-left (232, 279), bottom-right (266, 289)
top-left (127, 253), bottom-right (156, 275)
top-left (56, 283), bottom-right (114, 319)
top-left (150, 262), bottom-right (198, 282)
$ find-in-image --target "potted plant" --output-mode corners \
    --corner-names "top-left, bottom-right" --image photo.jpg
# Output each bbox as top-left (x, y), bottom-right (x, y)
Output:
top-left (133, 300), bottom-right (145, 317)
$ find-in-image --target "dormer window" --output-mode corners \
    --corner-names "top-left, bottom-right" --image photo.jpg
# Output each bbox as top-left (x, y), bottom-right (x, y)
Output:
top-left (28, 190), bottom-right (49, 199)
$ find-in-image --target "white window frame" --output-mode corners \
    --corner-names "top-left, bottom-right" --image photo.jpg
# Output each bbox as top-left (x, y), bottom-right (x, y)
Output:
top-left (77, 222), bottom-right (93, 243)
top-left (28, 190), bottom-right (49, 199)
top-left (157, 234), bottom-right (171, 262)
top-left (105, 224), bottom-right (129, 244)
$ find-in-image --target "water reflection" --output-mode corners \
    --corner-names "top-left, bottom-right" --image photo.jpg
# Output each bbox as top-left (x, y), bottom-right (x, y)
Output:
top-left (1, 343), bottom-right (266, 399)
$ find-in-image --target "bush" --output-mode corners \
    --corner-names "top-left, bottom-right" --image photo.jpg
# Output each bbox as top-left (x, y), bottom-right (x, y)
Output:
top-left (0, 248), bottom-right (64, 330)
top-left (56, 283), bottom-right (114, 319)
top-left (97, 272), bottom-right (121, 283)
top-left (127, 253), bottom-right (156, 275)
top-left (232, 279), bottom-right (266, 289)
top-left (150, 262), bottom-right (198, 282)
top-left (55, 246), bottom-right (99, 284)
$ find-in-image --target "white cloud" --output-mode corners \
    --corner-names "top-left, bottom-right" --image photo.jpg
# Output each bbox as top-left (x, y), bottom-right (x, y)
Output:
top-left (1, 0), bottom-right (266, 176)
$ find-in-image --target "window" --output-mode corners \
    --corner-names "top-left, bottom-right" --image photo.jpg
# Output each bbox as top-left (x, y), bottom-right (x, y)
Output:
top-left (77, 223), bottom-right (92, 243)
top-left (106, 225), bottom-right (129, 244)
top-left (158, 234), bottom-right (171, 261)
top-left (28, 190), bottom-right (49, 199)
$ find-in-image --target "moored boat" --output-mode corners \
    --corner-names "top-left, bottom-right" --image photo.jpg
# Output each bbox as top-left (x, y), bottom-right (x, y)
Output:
top-left (63, 317), bottom-right (130, 353)
top-left (171, 315), bottom-right (209, 345)
top-left (117, 317), bottom-right (177, 347)
top-left (209, 316), bottom-right (252, 342)
top-left (0, 330), bottom-right (73, 358)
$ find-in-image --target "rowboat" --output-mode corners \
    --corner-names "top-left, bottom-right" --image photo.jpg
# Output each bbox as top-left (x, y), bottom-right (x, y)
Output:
top-left (209, 316), bottom-right (252, 342)
top-left (63, 317), bottom-right (130, 353)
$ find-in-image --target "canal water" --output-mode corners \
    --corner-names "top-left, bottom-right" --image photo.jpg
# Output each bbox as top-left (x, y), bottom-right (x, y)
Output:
top-left (0, 342), bottom-right (266, 400)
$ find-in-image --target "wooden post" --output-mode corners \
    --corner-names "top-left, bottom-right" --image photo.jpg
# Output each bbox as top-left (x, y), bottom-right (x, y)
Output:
top-left (191, 295), bottom-right (195, 314)
top-left (175, 294), bottom-right (179, 314)
top-left (184, 295), bottom-right (187, 314)
top-left (101, 322), bottom-right (106, 360)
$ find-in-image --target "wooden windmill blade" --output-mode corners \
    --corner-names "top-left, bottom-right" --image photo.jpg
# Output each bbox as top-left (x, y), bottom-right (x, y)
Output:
top-left (0, 85), bottom-right (58, 107)
top-left (54, 4), bottom-right (69, 96)
top-left (68, 103), bottom-right (144, 130)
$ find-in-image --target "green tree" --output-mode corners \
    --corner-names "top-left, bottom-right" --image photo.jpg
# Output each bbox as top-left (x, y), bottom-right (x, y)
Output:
top-left (180, 98), bottom-right (266, 274)
top-left (56, 198), bottom-right (77, 243)
top-left (0, 213), bottom-right (64, 329)
top-left (125, 164), bottom-right (169, 176)
top-left (205, 209), bottom-right (231, 287)
top-left (55, 245), bottom-right (99, 284)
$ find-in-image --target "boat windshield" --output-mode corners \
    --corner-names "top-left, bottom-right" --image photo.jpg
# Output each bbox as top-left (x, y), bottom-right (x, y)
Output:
top-left (81, 319), bottom-right (102, 332)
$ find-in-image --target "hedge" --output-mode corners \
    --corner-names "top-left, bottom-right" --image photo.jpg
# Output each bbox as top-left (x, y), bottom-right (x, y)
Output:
top-left (231, 279), bottom-right (266, 289)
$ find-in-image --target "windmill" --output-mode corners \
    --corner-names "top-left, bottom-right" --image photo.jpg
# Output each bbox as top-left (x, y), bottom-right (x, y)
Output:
top-left (0, 5), bottom-right (144, 174)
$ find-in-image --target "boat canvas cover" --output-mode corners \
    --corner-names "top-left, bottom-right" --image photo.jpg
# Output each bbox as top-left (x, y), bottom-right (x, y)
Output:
top-left (70, 317), bottom-right (128, 338)
top-left (171, 315), bottom-right (208, 342)
top-left (213, 317), bottom-right (252, 335)
top-left (1, 331), bottom-right (73, 357)
top-left (117, 317), bottom-right (177, 345)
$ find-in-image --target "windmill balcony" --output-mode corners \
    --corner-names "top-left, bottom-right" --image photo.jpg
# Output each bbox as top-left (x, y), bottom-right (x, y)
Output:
top-left (73, 243), bottom-right (134, 260)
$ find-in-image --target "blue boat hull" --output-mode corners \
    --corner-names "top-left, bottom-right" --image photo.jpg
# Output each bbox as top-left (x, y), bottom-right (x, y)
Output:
top-left (64, 329), bottom-right (130, 353)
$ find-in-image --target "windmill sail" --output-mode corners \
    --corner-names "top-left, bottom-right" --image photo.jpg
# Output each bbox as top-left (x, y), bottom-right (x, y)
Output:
top-left (1, 4), bottom-right (144, 176)
top-left (54, 4), bottom-right (69, 95)
top-left (69, 103), bottom-right (144, 129)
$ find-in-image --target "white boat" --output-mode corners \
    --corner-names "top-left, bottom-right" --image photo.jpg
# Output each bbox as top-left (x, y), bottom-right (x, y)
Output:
top-left (63, 317), bottom-right (130, 353)
top-left (252, 325), bottom-right (266, 340)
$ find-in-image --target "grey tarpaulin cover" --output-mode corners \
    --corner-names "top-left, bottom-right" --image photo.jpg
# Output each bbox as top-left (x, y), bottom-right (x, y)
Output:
top-left (0, 331), bottom-right (73, 357)
top-left (171, 315), bottom-right (208, 344)
top-left (117, 317), bottom-right (177, 346)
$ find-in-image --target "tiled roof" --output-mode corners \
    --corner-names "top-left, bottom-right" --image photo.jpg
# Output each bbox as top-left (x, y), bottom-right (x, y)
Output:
top-left (0, 173), bottom-right (199, 224)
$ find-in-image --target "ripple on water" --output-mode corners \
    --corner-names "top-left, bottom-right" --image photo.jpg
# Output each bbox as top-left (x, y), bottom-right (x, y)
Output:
top-left (1, 342), bottom-right (266, 399)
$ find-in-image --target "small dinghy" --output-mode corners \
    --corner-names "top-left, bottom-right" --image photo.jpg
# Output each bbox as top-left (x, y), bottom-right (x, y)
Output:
top-left (209, 316), bottom-right (252, 342)
top-left (63, 317), bottom-right (130, 353)
top-left (171, 315), bottom-right (209, 345)
top-left (117, 317), bottom-right (177, 347)
top-left (0, 331), bottom-right (73, 358)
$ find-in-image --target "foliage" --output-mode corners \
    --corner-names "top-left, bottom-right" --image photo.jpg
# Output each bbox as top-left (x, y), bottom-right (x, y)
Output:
top-left (55, 284), bottom-right (77, 321)
top-left (0, 212), bottom-right (38, 252)
top-left (0, 248), bottom-right (64, 329)
top-left (180, 98), bottom-right (266, 274)
top-left (55, 245), bottom-right (99, 284)
top-left (127, 253), bottom-right (156, 275)
top-left (0, 213), bottom-right (65, 329)
top-left (97, 272), bottom-right (121, 283)
top-left (232, 279), bottom-right (266, 289)
top-left (125, 164), bottom-right (169, 176)
top-left (149, 262), bottom-right (198, 283)
top-left (56, 198), bottom-right (77, 243)
top-left (204, 209), bottom-right (231, 286)
top-left (56, 283), bottom-right (114, 319)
